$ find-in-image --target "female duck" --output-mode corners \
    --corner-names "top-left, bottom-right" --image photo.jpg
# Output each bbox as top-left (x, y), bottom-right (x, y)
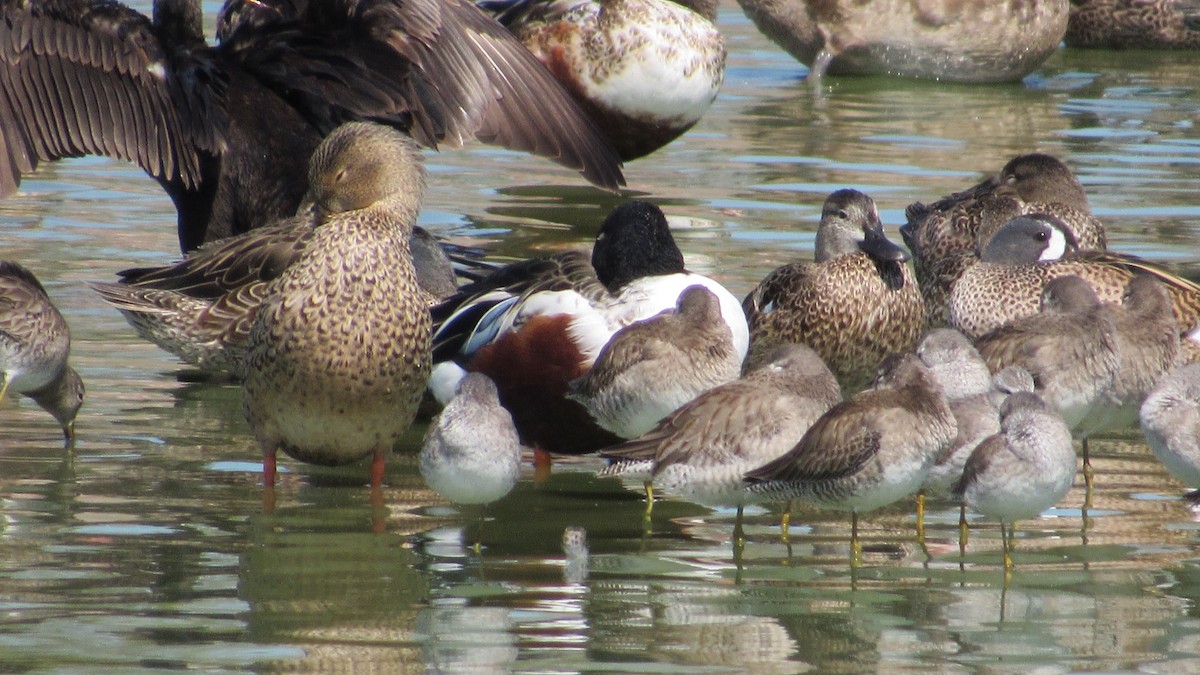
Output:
top-left (743, 189), bottom-right (924, 392)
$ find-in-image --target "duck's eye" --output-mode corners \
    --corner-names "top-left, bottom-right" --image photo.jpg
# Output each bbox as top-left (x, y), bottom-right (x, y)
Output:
top-left (1035, 230), bottom-right (1049, 241)
top-left (837, 209), bottom-right (849, 220)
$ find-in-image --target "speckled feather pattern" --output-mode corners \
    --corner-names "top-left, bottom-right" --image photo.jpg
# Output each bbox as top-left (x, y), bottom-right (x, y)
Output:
top-left (600, 343), bottom-right (841, 507)
top-left (949, 252), bottom-right (1200, 341)
top-left (745, 253), bottom-right (925, 391)
top-left (745, 355), bottom-right (956, 512)
top-left (1066, 0), bottom-right (1200, 48)
top-left (244, 210), bottom-right (432, 466)
top-left (904, 153), bottom-right (1107, 326)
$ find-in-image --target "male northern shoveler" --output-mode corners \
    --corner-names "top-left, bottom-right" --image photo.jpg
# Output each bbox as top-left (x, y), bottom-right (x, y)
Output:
top-left (482, 0), bottom-right (726, 160)
top-left (430, 200), bottom-right (749, 455)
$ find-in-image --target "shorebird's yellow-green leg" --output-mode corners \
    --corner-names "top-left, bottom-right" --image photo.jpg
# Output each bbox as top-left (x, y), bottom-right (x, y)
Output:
top-left (780, 500), bottom-right (793, 543)
top-left (850, 511), bottom-right (863, 568)
top-left (916, 490), bottom-right (927, 543)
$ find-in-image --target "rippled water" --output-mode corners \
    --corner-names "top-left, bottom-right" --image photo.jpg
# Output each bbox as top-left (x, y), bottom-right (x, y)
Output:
top-left (3, 4), bottom-right (1200, 672)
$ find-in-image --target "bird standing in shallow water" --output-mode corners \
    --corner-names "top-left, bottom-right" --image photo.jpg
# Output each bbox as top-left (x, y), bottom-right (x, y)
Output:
top-left (599, 343), bottom-right (841, 540)
top-left (0, 0), bottom-right (624, 252)
top-left (1140, 364), bottom-right (1200, 505)
top-left (421, 372), bottom-right (522, 551)
top-left (743, 189), bottom-right (924, 392)
top-left (953, 391), bottom-right (1076, 571)
top-left (745, 353), bottom-right (956, 566)
top-left (242, 122), bottom-right (433, 497)
top-left (1, 261), bottom-right (85, 445)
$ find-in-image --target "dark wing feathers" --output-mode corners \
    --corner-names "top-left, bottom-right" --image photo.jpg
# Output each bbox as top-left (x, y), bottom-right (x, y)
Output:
top-left (0, 0), bottom-right (227, 196)
top-left (745, 398), bottom-right (882, 484)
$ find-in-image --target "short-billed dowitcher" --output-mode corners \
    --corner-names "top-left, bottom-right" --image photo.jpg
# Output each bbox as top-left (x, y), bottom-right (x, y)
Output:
top-left (1, 261), bottom-right (85, 444)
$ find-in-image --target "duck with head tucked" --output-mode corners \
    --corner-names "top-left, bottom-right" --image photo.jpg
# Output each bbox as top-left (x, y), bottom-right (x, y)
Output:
top-left (1, 261), bottom-right (85, 446)
top-left (0, 0), bottom-right (624, 252)
top-left (743, 189), bottom-right (925, 393)
top-left (734, 0), bottom-right (1068, 81)
top-left (480, 0), bottom-right (726, 160)
top-left (236, 122), bottom-right (433, 492)
top-left (430, 200), bottom-right (749, 456)
top-left (902, 153), bottom-right (1107, 325)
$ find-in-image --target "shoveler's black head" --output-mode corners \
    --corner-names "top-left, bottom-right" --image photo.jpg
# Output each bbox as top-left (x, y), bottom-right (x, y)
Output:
top-left (592, 201), bottom-right (685, 292)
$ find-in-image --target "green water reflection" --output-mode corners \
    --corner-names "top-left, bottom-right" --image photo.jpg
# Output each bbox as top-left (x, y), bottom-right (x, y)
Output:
top-left (2, 5), bottom-right (1200, 672)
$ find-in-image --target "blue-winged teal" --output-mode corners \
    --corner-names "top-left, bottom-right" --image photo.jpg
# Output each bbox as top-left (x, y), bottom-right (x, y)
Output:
top-left (430, 200), bottom-right (749, 456)
top-left (743, 189), bottom-right (925, 392)
top-left (903, 153), bottom-right (1107, 326)
top-left (568, 285), bottom-right (742, 439)
top-left (420, 372), bottom-right (522, 507)
top-left (0, 0), bottom-right (623, 252)
top-left (948, 214), bottom-right (1200, 341)
top-left (745, 352), bottom-right (956, 565)
top-left (239, 122), bottom-right (433, 490)
top-left (482, 0), bottom-right (725, 160)
top-left (1140, 363), bottom-right (1200, 505)
top-left (0, 261), bottom-right (85, 444)
top-left (734, 0), bottom-right (1068, 81)
top-left (600, 343), bottom-right (841, 534)
top-left (952, 391), bottom-right (1076, 569)
top-left (1066, 0), bottom-right (1200, 48)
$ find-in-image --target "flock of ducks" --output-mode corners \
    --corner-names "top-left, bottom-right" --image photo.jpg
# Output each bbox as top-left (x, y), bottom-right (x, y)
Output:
top-left (2, 0), bottom-right (1200, 570)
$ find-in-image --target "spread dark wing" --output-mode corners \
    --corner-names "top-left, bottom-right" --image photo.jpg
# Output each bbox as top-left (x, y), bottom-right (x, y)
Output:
top-left (221, 0), bottom-right (624, 190)
top-left (0, 0), bottom-right (227, 197)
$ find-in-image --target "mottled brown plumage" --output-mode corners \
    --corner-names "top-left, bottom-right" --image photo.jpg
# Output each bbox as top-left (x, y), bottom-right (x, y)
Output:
top-left (902, 153), bottom-right (1107, 326)
top-left (1, 260), bottom-right (85, 444)
top-left (240, 122), bottom-right (433, 488)
top-left (1066, 0), bottom-right (1200, 48)
top-left (743, 189), bottom-right (925, 392)
top-left (949, 215), bottom-right (1200, 341)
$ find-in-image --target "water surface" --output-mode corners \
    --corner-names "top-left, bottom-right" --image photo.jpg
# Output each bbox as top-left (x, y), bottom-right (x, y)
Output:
top-left (2, 5), bottom-right (1200, 672)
